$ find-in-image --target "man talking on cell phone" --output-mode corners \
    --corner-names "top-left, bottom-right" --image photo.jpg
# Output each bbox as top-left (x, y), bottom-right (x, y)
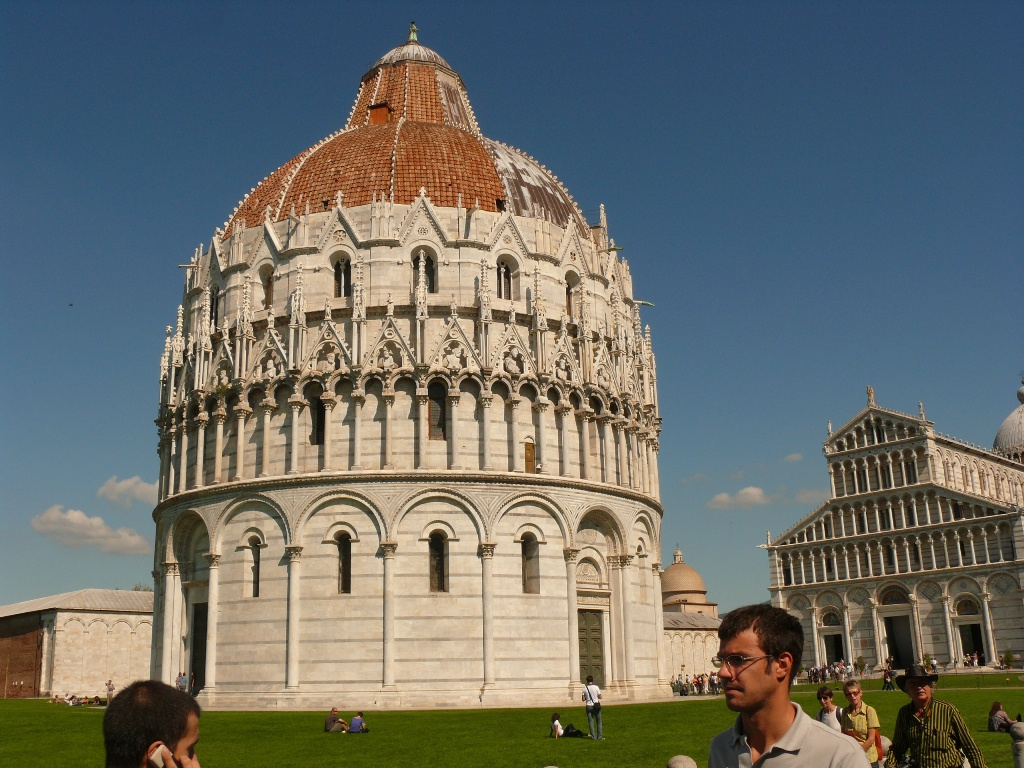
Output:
top-left (103, 680), bottom-right (201, 768)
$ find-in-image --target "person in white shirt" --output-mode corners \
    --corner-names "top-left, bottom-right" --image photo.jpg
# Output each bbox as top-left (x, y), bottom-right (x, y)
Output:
top-left (815, 686), bottom-right (843, 731)
top-left (550, 712), bottom-right (564, 738)
top-left (708, 603), bottom-right (869, 768)
top-left (582, 675), bottom-right (603, 740)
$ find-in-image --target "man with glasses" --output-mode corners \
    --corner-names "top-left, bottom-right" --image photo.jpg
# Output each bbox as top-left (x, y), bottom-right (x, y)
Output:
top-left (708, 603), bottom-right (869, 767)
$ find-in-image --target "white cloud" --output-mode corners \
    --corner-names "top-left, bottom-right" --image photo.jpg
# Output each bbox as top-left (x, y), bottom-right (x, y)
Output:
top-left (707, 486), bottom-right (774, 510)
top-left (682, 473), bottom-right (709, 485)
top-left (31, 505), bottom-right (151, 555)
top-left (796, 488), bottom-right (830, 506)
top-left (784, 453), bottom-right (803, 463)
top-left (97, 475), bottom-right (158, 507)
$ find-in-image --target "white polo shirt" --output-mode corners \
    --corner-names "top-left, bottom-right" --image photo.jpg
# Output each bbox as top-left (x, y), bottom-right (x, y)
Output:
top-left (708, 702), bottom-right (869, 768)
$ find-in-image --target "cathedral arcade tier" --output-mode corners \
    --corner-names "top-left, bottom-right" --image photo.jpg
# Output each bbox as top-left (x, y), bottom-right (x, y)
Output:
top-left (767, 385), bottom-right (1024, 672)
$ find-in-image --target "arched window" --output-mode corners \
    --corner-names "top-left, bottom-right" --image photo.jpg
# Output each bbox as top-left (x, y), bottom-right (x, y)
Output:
top-left (880, 586), bottom-right (909, 605)
top-left (260, 266), bottom-right (274, 309)
top-left (904, 458), bottom-right (918, 484)
top-left (956, 598), bottom-right (980, 615)
top-left (428, 531), bottom-right (448, 592)
top-left (413, 251), bottom-right (436, 293)
top-left (210, 285), bottom-right (221, 329)
top-left (335, 533), bottom-right (352, 594)
top-left (248, 535), bottom-right (262, 598)
top-left (427, 382), bottom-right (447, 441)
top-left (521, 533), bottom-right (540, 594)
top-left (334, 259), bottom-right (352, 298)
top-left (821, 611), bottom-right (841, 627)
top-left (496, 258), bottom-right (514, 300)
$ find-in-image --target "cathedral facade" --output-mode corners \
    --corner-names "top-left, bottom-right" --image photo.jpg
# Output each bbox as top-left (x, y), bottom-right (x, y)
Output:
top-left (150, 28), bottom-right (668, 709)
top-left (767, 384), bottom-right (1024, 671)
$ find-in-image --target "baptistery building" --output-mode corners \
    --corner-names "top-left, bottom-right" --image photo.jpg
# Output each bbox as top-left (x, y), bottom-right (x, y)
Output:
top-left (150, 27), bottom-right (667, 709)
top-left (767, 384), bottom-right (1024, 671)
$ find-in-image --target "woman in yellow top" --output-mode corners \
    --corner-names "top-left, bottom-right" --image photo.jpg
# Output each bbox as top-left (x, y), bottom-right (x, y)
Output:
top-left (841, 679), bottom-right (880, 765)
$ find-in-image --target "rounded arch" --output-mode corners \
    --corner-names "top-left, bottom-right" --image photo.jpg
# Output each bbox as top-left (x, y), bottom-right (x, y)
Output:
top-left (513, 522), bottom-right (547, 544)
top-left (391, 486), bottom-right (485, 543)
top-left (630, 509), bottom-right (659, 556)
top-left (494, 252), bottom-right (520, 300)
top-left (292, 487), bottom-right (386, 545)
top-left (170, 510), bottom-right (212, 564)
top-left (574, 505), bottom-right (626, 554)
top-left (492, 492), bottom-right (571, 548)
top-left (877, 584), bottom-right (911, 604)
top-left (419, 519), bottom-right (459, 542)
top-left (411, 244), bottom-right (439, 293)
top-left (814, 589), bottom-right (843, 609)
top-left (211, 493), bottom-right (290, 553)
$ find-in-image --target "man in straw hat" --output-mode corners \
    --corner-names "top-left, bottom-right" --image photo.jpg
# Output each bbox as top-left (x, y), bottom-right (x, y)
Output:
top-left (885, 663), bottom-right (986, 768)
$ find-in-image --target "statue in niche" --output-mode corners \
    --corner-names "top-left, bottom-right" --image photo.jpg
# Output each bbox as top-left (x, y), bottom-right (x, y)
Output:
top-left (378, 344), bottom-right (397, 371)
top-left (216, 368), bottom-right (230, 387)
top-left (596, 367), bottom-right (610, 390)
top-left (318, 350), bottom-right (337, 374)
top-left (503, 348), bottom-right (522, 376)
top-left (263, 357), bottom-right (278, 380)
top-left (386, 293), bottom-right (394, 316)
top-left (555, 356), bottom-right (570, 382)
top-left (443, 343), bottom-right (465, 371)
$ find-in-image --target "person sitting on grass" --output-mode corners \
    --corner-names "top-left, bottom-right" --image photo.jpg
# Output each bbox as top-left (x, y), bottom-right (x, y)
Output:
top-left (324, 707), bottom-right (348, 733)
top-left (989, 701), bottom-right (1014, 733)
top-left (551, 712), bottom-right (564, 738)
top-left (349, 712), bottom-right (369, 733)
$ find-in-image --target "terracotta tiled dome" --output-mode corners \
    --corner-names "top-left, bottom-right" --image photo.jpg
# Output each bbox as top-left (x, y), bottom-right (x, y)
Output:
top-left (224, 25), bottom-right (586, 238)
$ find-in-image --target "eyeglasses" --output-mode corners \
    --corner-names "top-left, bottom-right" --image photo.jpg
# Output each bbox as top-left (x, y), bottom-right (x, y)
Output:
top-left (711, 654), bottom-right (774, 670)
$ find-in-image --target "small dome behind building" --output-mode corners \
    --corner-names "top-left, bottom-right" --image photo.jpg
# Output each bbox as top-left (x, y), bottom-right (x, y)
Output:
top-left (662, 547), bottom-right (718, 617)
top-left (993, 378), bottom-right (1024, 463)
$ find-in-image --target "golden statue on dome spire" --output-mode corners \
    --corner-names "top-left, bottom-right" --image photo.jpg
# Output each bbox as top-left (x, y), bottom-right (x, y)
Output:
top-left (407, 21), bottom-right (418, 44)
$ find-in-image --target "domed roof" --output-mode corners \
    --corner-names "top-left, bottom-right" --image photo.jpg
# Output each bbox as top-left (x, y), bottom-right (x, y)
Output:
top-left (223, 25), bottom-right (587, 239)
top-left (993, 378), bottom-right (1024, 458)
top-left (661, 547), bottom-right (708, 594)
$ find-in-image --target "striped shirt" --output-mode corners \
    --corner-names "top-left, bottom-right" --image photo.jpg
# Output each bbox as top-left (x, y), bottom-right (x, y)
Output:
top-left (885, 698), bottom-right (987, 768)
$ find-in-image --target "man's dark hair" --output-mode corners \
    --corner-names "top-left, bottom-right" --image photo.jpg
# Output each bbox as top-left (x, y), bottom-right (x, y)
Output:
top-left (718, 603), bottom-right (804, 681)
top-left (103, 680), bottom-right (200, 768)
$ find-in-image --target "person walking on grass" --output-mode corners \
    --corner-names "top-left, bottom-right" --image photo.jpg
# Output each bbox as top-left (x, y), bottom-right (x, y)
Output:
top-left (582, 674), bottom-right (603, 740)
top-left (708, 603), bottom-right (869, 767)
top-left (885, 664), bottom-right (986, 768)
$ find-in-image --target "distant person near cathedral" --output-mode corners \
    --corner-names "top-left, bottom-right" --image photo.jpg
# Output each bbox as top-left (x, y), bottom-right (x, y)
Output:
top-left (885, 664), bottom-right (986, 768)
top-left (708, 603), bottom-right (869, 767)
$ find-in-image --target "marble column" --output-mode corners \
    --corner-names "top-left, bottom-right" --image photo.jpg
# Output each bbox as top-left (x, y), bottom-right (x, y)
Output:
top-left (161, 561), bottom-right (178, 683)
top-left (869, 600), bottom-right (884, 668)
top-left (383, 392), bottom-right (395, 469)
top-left (616, 419), bottom-right (628, 486)
top-left (287, 398), bottom-right (303, 474)
top-left (351, 393), bottom-right (364, 470)
top-left (480, 543), bottom-right (496, 688)
top-left (564, 548), bottom-right (580, 691)
top-left (480, 395), bottom-right (493, 470)
top-left (910, 596), bottom-right (924, 660)
top-left (212, 411), bottom-right (226, 483)
top-left (556, 405), bottom-right (570, 477)
top-left (808, 607), bottom-right (821, 666)
top-left (194, 413), bottom-right (208, 487)
top-left (203, 553), bottom-right (220, 689)
top-left (39, 619), bottom-right (54, 695)
top-left (597, 416), bottom-right (610, 483)
top-left (620, 555), bottom-right (636, 683)
top-left (320, 396), bottom-right (335, 471)
top-left (234, 406), bottom-right (251, 481)
top-left (382, 541), bottom-right (398, 689)
top-left (981, 593), bottom-right (997, 664)
top-left (941, 596), bottom-right (956, 665)
top-left (416, 390), bottom-right (428, 469)
top-left (653, 563), bottom-right (668, 685)
top-left (448, 393), bottom-right (461, 469)
top-left (841, 606), bottom-right (853, 663)
top-left (535, 399), bottom-right (549, 473)
top-left (179, 418), bottom-right (190, 492)
top-left (167, 424), bottom-right (178, 497)
top-left (285, 546), bottom-right (302, 689)
top-left (511, 396), bottom-right (522, 472)
top-left (579, 411), bottom-right (593, 481)
top-left (259, 400), bottom-right (274, 477)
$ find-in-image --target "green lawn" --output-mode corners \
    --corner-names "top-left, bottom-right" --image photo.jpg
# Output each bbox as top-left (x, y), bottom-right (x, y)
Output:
top-left (1, 688), bottom-right (1020, 767)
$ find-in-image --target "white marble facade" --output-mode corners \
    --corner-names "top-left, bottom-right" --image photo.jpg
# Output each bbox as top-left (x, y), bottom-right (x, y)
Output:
top-left (151, 31), bottom-right (668, 709)
top-left (768, 387), bottom-right (1024, 671)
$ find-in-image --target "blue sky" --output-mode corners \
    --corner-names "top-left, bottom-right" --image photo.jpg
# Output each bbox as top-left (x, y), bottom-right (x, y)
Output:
top-left (1, 2), bottom-right (1021, 611)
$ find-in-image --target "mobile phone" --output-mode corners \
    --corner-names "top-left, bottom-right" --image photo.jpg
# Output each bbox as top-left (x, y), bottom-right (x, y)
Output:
top-left (149, 744), bottom-right (166, 768)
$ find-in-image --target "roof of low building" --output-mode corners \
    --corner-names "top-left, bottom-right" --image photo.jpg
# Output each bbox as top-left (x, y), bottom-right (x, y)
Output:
top-left (664, 612), bottom-right (722, 631)
top-left (0, 589), bottom-right (153, 620)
